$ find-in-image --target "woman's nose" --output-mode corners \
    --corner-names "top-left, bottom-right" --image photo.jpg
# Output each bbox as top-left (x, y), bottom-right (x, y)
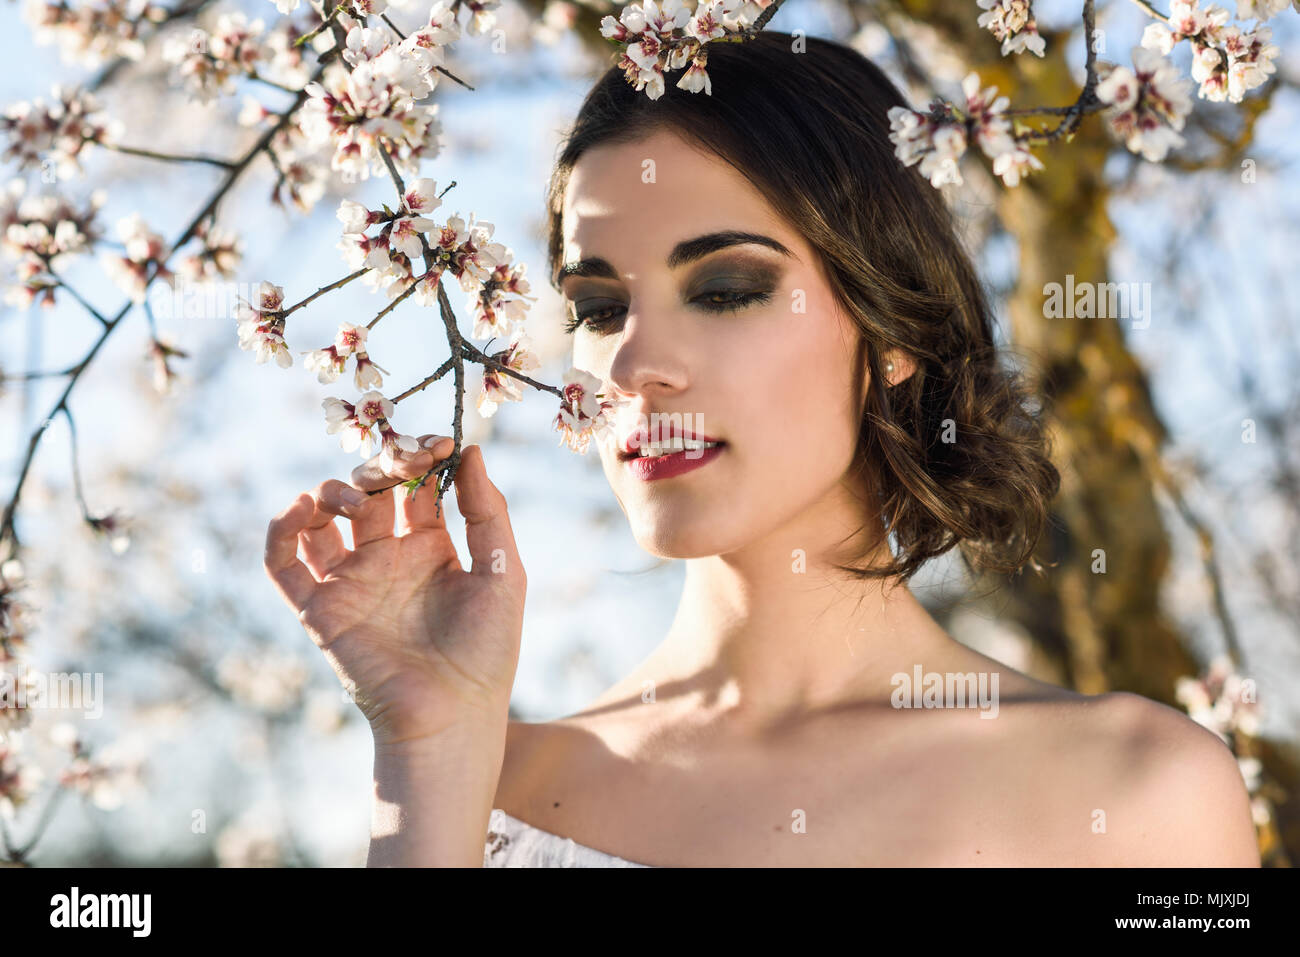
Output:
top-left (604, 309), bottom-right (690, 397)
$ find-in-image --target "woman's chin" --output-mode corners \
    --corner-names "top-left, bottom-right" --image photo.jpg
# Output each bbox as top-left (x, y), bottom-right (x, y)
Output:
top-left (628, 510), bottom-right (741, 560)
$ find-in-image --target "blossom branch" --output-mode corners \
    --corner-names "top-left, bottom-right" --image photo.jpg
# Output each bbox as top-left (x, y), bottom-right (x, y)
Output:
top-left (95, 140), bottom-right (238, 169)
top-left (280, 267), bottom-right (369, 319)
top-left (0, 59), bottom-right (330, 560)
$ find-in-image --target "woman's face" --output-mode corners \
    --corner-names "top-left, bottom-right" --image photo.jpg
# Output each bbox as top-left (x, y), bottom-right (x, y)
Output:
top-left (559, 127), bottom-right (874, 560)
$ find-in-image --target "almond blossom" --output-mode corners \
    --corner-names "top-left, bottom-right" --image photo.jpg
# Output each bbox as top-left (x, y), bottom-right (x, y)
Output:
top-left (0, 86), bottom-right (121, 179)
top-left (0, 667), bottom-right (40, 740)
top-left (1, 179), bottom-right (104, 309)
top-left (0, 732), bottom-right (44, 820)
top-left (58, 741), bottom-right (145, 811)
top-left (887, 105), bottom-right (967, 187)
top-left (1140, 0), bottom-right (1279, 104)
top-left (337, 198), bottom-right (378, 234)
top-left (554, 367), bottom-right (618, 454)
top-left (175, 220), bottom-right (243, 283)
top-left (301, 322), bottom-right (391, 389)
top-left (887, 73), bottom-right (1042, 188)
top-left (976, 0), bottom-right (1046, 57)
top-left (22, 0), bottom-right (167, 68)
top-left (259, 16), bottom-right (317, 90)
top-left (477, 329), bottom-right (541, 418)
top-left (298, 13), bottom-right (457, 183)
top-left (0, 561), bottom-right (33, 667)
top-left (402, 177), bottom-right (443, 216)
top-left (87, 508), bottom-right (132, 554)
top-left (162, 12), bottom-right (270, 105)
top-left (461, 0), bottom-right (503, 36)
top-left (1175, 654), bottom-right (1261, 743)
top-left (600, 0), bottom-right (774, 100)
top-left (102, 212), bottom-right (172, 304)
top-left (265, 121), bottom-right (332, 213)
top-left (470, 258), bottom-right (537, 341)
top-left (322, 391), bottom-right (418, 471)
top-left (299, 59), bottom-right (443, 182)
top-left (147, 336), bottom-right (189, 395)
top-left (1095, 46), bottom-right (1194, 162)
top-left (1233, 0), bottom-right (1299, 18)
top-left (235, 280), bottom-right (292, 368)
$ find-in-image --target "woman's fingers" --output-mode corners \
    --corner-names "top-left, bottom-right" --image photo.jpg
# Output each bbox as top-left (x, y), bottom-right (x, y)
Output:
top-left (343, 480), bottom-right (396, 549)
top-left (265, 489), bottom-right (362, 609)
top-left (266, 485), bottom-right (373, 609)
top-left (350, 434), bottom-right (450, 493)
top-left (298, 491), bottom-right (350, 580)
top-left (266, 494), bottom-right (320, 610)
top-left (396, 437), bottom-right (456, 536)
top-left (453, 444), bottom-right (524, 584)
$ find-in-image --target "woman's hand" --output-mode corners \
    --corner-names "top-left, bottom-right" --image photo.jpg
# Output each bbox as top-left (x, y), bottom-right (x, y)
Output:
top-left (264, 435), bottom-right (526, 748)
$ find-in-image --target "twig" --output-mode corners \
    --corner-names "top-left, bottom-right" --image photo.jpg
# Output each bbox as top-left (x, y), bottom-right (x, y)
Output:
top-left (97, 141), bottom-right (238, 168)
top-left (280, 268), bottom-right (369, 319)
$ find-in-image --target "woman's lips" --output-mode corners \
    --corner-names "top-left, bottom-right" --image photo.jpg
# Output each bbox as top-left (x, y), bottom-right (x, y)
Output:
top-left (623, 442), bottom-right (726, 481)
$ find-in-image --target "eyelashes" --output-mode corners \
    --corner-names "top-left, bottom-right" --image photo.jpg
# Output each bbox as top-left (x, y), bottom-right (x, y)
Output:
top-left (562, 288), bottom-right (775, 335)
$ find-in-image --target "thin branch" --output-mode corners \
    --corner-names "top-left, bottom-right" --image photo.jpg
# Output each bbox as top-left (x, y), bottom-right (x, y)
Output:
top-left (365, 282), bottom-right (420, 329)
top-left (97, 141), bottom-right (238, 169)
top-left (50, 277), bottom-right (110, 328)
top-left (247, 72), bottom-right (304, 94)
top-left (388, 355), bottom-right (457, 403)
top-left (1125, 0), bottom-right (1172, 24)
top-left (461, 340), bottom-right (563, 400)
top-left (280, 268), bottom-right (369, 319)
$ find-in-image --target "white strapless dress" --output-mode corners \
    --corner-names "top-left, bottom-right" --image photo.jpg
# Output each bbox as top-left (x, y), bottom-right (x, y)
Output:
top-left (484, 808), bottom-right (653, 867)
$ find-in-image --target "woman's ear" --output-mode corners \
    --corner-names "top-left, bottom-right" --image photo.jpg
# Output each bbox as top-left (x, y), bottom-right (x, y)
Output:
top-left (881, 351), bottom-right (917, 388)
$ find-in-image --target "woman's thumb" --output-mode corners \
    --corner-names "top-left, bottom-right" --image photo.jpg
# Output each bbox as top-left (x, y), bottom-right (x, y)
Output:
top-left (453, 444), bottom-right (520, 578)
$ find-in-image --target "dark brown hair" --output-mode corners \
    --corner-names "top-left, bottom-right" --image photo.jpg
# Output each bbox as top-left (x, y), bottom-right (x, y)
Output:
top-left (545, 30), bottom-right (1060, 584)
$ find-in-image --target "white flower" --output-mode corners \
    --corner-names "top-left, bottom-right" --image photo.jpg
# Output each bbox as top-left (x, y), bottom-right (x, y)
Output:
top-left (676, 58), bottom-right (712, 94)
top-left (353, 352), bottom-right (390, 391)
top-left (323, 396), bottom-right (375, 455)
top-left (235, 281), bottom-right (290, 367)
top-left (553, 366), bottom-right (617, 454)
top-left (976, 0), bottom-right (1046, 57)
top-left (390, 215), bottom-right (435, 260)
top-left (403, 178), bottom-right (442, 215)
top-left (991, 145), bottom-right (1044, 186)
top-left (962, 72), bottom-right (1016, 159)
top-left (302, 348), bottom-right (345, 383)
top-left (1095, 47), bottom-right (1193, 162)
top-left (1234, 0), bottom-right (1298, 18)
top-left (337, 199), bottom-right (372, 234)
top-left (353, 389), bottom-right (394, 427)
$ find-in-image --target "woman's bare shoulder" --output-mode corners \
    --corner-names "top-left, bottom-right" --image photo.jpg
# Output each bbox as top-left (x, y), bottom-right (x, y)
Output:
top-left (983, 688), bottom-right (1260, 866)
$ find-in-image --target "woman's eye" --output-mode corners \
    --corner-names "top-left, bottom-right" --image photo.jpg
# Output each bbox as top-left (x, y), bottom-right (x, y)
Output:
top-left (563, 302), bottom-right (624, 334)
top-left (696, 289), bottom-right (773, 312)
top-left (563, 289), bottom-right (773, 335)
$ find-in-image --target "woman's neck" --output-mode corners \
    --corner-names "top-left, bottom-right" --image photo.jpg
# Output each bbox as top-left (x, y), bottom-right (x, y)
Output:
top-left (607, 500), bottom-right (957, 740)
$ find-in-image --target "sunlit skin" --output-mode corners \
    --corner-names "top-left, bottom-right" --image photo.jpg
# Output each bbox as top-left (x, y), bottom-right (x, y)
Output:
top-left (486, 128), bottom-right (1261, 866)
top-left (274, 124), bottom-right (1259, 867)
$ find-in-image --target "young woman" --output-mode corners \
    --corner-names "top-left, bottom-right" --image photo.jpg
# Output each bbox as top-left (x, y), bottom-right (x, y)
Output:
top-left (264, 31), bottom-right (1260, 867)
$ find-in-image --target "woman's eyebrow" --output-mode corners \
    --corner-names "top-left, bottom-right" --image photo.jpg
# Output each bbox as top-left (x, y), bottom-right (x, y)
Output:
top-left (553, 230), bottom-right (794, 287)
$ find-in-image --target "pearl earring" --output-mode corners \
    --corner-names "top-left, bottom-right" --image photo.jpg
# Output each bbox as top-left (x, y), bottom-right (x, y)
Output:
top-left (885, 360), bottom-right (895, 375)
